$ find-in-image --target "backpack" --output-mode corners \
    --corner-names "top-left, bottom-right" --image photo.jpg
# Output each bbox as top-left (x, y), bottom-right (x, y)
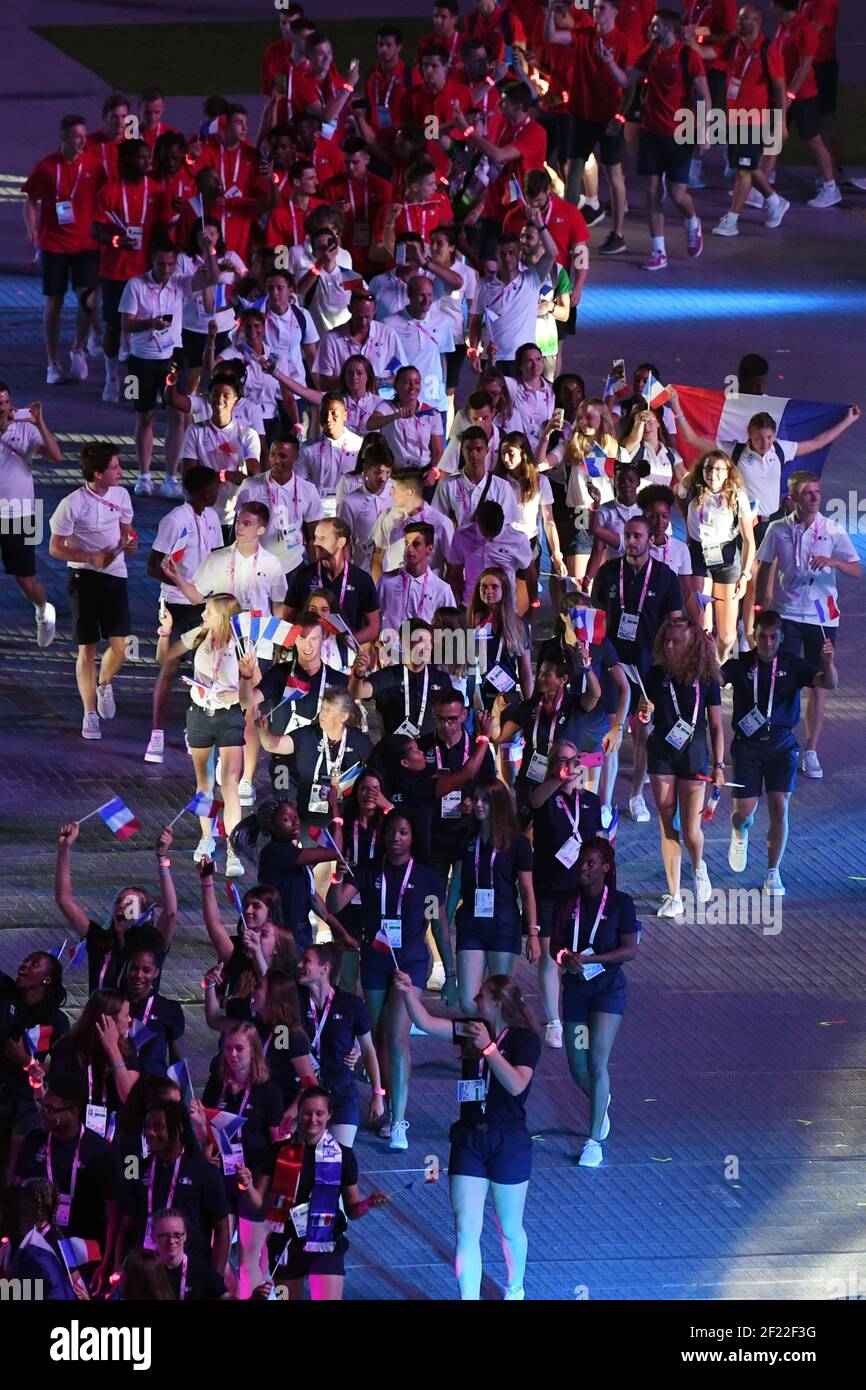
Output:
top-left (635, 41), bottom-right (697, 124)
top-left (731, 440), bottom-right (785, 470)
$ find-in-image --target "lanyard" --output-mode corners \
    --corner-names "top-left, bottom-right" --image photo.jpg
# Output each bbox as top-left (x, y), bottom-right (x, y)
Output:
top-left (732, 39), bottom-right (757, 84)
top-left (56, 157), bottom-right (83, 202)
top-left (556, 790), bottom-right (581, 839)
top-left (398, 412), bottom-right (429, 458)
top-left (381, 858), bottom-right (414, 917)
top-left (219, 1083), bottom-right (252, 1116)
top-left (347, 395), bottom-right (376, 433)
top-left (753, 656), bottom-right (777, 720)
top-left (435, 732), bottom-right (469, 770)
top-left (446, 31), bottom-right (459, 69)
top-left (148, 1151), bottom-right (182, 1224)
top-left (137, 994), bottom-right (155, 1027)
top-left (220, 146), bottom-right (241, 189)
top-left (98, 950), bottom-right (113, 989)
top-left (87, 1063), bottom-right (103, 1105)
top-left (404, 202), bottom-right (434, 240)
top-left (100, 142), bottom-right (113, 178)
top-left (403, 665), bottom-right (430, 726)
top-left (308, 989), bottom-right (335, 1058)
top-left (288, 202), bottom-right (301, 243)
top-left (572, 887), bottom-right (608, 954)
top-left (474, 837), bottom-right (497, 888)
top-left (178, 1255), bottom-right (188, 1301)
top-left (668, 678), bottom-right (701, 733)
top-left (268, 473), bottom-right (300, 526)
top-left (321, 439), bottom-right (348, 492)
top-left (318, 559), bottom-right (349, 610)
top-left (121, 180), bottom-right (148, 228)
top-left (481, 1026), bottom-right (509, 1103)
top-left (313, 728), bottom-right (348, 785)
top-left (347, 178), bottom-right (369, 221)
top-left (532, 689), bottom-right (564, 756)
top-left (518, 382), bottom-right (550, 422)
top-left (84, 484), bottom-right (125, 513)
top-left (376, 71), bottom-right (399, 107)
top-left (47, 1128), bottom-right (83, 1201)
top-left (618, 557), bottom-right (652, 616)
top-left (353, 822), bottom-right (377, 864)
top-left (403, 567), bottom-right (431, 616)
top-left (228, 544), bottom-right (260, 606)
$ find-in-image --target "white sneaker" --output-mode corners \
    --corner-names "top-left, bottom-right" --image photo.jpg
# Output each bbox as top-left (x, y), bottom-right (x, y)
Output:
top-left (35, 601), bottom-right (56, 648)
top-left (159, 476), bottom-right (184, 499)
top-left (144, 730), bottom-right (165, 764)
top-left (599, 1093), bottom-right (611, 1142)
top-left (578, 1138), bottom-right (603, 1168)
top-left (101, 379), bottom-right (119, 403)
top-left (86, 329), bottom-right (103, 357)
top-left (81, 711), bottom-right (101, 740)
top-left (389, 1119), bottom-right (409, 1151)
top-left (764, 868), bottom-right (785, 897)
top-left (46, 362), bottom-right (63, 385)
top-left (766, 196), bottom-right (790, 229)
top-left (69, 349), bottom-right (88, 381)
top-left (238, 778), bottom-right (255, 806)
top-left (807, 182), bottom-right (842, 209)
top-left (744, 188), bottom-right (765, 210)
top-left (600, 804), bottom-right (613, 830)
top-left (800, 749), bottom-right (823, 778)
top-left (96, 682), bottom-right (116, 719)
top-left (728, 829), bottom-right (748, 873)
top-left (693, 860), bottom-right (712, 904)
top-left (628, 794), bottom-right (651, 823)
top-left (226, 849), bottom-right (245, 878)
top-left (657, 893), bottom-right (685, 919)
top-left (503, 1285), bottom-right (525, 1301)
top-left (544, 1020), bottom-right (563, 1049)
top-left (193, 834), bottom-right (215, 863)
top-left (712, 212), bottom-right (739, 237)
top-left (134, 474), bottom-right (154, 497)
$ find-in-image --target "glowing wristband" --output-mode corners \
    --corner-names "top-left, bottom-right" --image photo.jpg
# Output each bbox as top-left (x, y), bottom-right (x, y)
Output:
top-left (112, 234), bottom-right (121, 248)
top-left (373, 1087), bottom-right (387, 1097)
top-left (787, 90), bottom-right (797, 101)
top-left (555, 948), bottom-right (567, 966)
top-left (475, 734), bottom-right (490, 745)
top-left (481, 1040), bottom-right (497, 1057)
top-left (330, 816), bottom-right (344, 826)
top-left (614, 113), bottom-right (626, 124)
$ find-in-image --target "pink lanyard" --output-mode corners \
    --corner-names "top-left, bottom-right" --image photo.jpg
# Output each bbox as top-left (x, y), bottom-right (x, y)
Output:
top-left (308, 989), bottom-right (335, 1057)
top-left (85, 484), bottom-right (125, 513)
top-left (220, 146), bottom-right (241, 189)
top-left (474, 838), bottom-right (497, 888)
top-left (228, 543), bottom-right (260, 604)
top-left (347, 395), bottom-right (374, 433)
top-left (353, 822), bottom-right (377, 863)
top-left (56, 157), bottom-right (83, 202)
top-left (403, 567), bottom-right (431, 615)
top-left (446, 31), bottom-right (459, 69)
top-left (347, 178), bottom-right (369, 220)
top-left (286, 67), bottom-right (294, 107)
top-left (219, 1083), bottom-right (251, 1115)
top-left (399, 413), bottom-right (427, 457)
top-left (572, 887), bottom-right (608, 954)
top-left (618, 557), bottom-right (652, 616)
top-left (178, 1255), bottom-right (188, 1301)
top-left (793, 518), bottom-right (821, 570)
top-left (269, 474), bottom-right (299, 525)
top-left (100, 142), bottom-right (112, 178)
top-left (435, 732), bottom-right (469, 770)
top-left (148, 1151), bottom-right (182, 1224)
top-left (318, 558), bottom-right (350, 609)
top-left (121, 180), bottom-right (148, 227)
top-left (98, 950), bottom-right (114, 988)
top-left (321, 439), bottom-right (347, 491)
top-left (381, 858), bottom-right (414, 917)
top-left (86, 1063), bottom-right (102, 1105)
top-left (518, 382), bottom-right (550, 423)
top-left (556, 789), bottom-right (581, 839)
top-left (47, 1128), bottom-right (82, 1199)
top-left (207, 635), bottom-right (233, 691)
top-left (532, 689), bottom-right (564, 756)
top-left (481, 1027), bottom-right (509, 1093)
top-left (137, 994), bottom-right (155, 1027)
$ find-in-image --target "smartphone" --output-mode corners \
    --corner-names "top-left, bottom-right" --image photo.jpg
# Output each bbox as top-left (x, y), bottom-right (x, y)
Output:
top-left (611, 358), bottom-right (626, 384)
top-left (395, 242), bottom-right (407, 266)
top-left (452, 1019), bottom-right (483, 1043)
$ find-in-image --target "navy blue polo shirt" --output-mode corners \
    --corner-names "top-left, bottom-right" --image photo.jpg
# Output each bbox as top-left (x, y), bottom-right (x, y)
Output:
top-left (459, 1026), bottom-right (541, 1126)
top-left (532, 788), bottom-right (603, 899)
top-left (121, 1147), bottom-right (228, 1262)
top-left (644, 668), bottom-right (721, 755)
top-left (354, 859), bottom-right (445, 962)
top-left (550, 887), bottom-right (638, 962)
top-left (454, 834), bottom-right (533, 933)
top-left (0, 977), bottom-right (69, 1103)
top-left (591, 557), bottom-right (683, 676)
top-left (416, 732), bottom-right (497, 863)
top-left (270, 724), bottom-right (374, 824)
top-left (286, 561), bottom-right (379, 634)
top-left (721, 652), bottom-right (819, 736)
top-left (15, 1125), bottom-right (120, 1250)
top-left (84, 920), bottom-right (167, 995)
top-left (298, 984), bottom-right (371, 1096)
top-left (366, 665), bottom-right (454, 738)
top-left (200, 1076), bottom-right (284, 1181)
top-left (257, 838), bottom-right (315, 946)
top-left (259, 661), bottom-right (349, 735)
top-left (128, 992), bottom-right (185, 1076)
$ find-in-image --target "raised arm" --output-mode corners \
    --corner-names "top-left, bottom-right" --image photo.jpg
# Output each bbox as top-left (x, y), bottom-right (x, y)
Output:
top-left (198, 857), bottom-right (236, 962)
top-left (154, 826), bottom-right (178, 951)
top-left (54, 822), bottom-right (90, 937)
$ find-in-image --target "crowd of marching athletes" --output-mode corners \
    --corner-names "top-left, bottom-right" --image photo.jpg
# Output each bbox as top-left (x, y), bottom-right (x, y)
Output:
top-left (0, 0), bottom-right (862, 1303)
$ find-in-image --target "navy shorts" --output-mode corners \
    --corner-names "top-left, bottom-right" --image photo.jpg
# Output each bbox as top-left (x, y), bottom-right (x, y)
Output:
top-left (781, 618), bottom-right (835, 667)
top-left (788, 95), bottom-right (820, 142)
top-left (68, 569), bottom-right (129, 645)
top-left (536, 895), bottom-right (565, 941)
top-left (687, 536), bottom-right (741, 585)
top-left (327, 1084), bottom-right (360, 1128)
top-left (647, 738), bottom-right (709, 780)
top-left (360, 945), bottom-right (430, 992)
top-left (728, 138), bottom-right (764, 172)
top-left (815, 59), bottom-right (838, 117)
top-left (448, 1121), bottom-right (532, 1185)
top-left (562, 968), bottom-right (626, 1022)
top-left (638, 129), bottom-right (692, 186)
top-left (455, 915), bottom-right (521, 955)
top-left (569, 117), bottom-right (625, 167)
top-left (41, 248), bottom-right (99, 298)
top-left (731, 734), bottom-right (798, 797)
top-left (126, 354), bottom-right (172, 414)
top-left (274, 1235), bottom-right (348, 1280)
top-left (99, 277), bottom-right (126, 332)
top-left (166, 602), bottom-right (204, 663)
top-left (185, 701), bottom-right (246, 749)
top-left (1, 528), bottom-right (37, 579)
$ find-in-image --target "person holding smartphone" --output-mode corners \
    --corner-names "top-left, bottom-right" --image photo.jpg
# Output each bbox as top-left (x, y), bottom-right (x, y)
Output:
top-left (394, 970), bottom-right (541, 1301)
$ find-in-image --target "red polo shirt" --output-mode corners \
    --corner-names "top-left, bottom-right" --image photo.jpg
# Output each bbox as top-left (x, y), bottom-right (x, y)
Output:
top-left (569, 24), bottom-right (631, 125)
top-left (614, 0), bottom-right (656, 62)
top-left (502, 193), bottom-right (589, 264)
top-left (723, 35), bottom-right (784, 115)
top-left (23, 150), bottom-right (105, 255)
top-left (93, 177), bottom-right (170, 280)
top-left (264, 198), bottom-right (326, 249)
top-left (85, 132), bottom-right (124, 183)
top-left (365, 62), bottom-right (410, 142)
top-left (770, 13), bottom-right (819, 100)
top-left (685, 0), bottom-right (736, 73)
top-left (371, 193), bottom-right (454, 249)
top-left (483, 114), bottom-right (547, 217)
top-left (322, 173), bottom-right (393, 276)
top-left (803, 0), bottom-right (839, 65)
top-left (464, 5), bottom-right (527, 66)
top-left (401, 80), bottom-right (473, 180)
top-left (634, 40), bottom-right (706, 138)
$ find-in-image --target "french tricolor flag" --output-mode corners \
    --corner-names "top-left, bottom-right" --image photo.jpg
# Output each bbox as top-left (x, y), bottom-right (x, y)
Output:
top-left (642, 371), bottom-right (670, 409)
top-left (372, 922), bottom-right (398, 956)
top-left (815, 596), bottom-right (840, 625)
top-left (23, 1024), bottom-right (53, 1056)
top-left (672, 385), bottom-right (850, 489)
top-left (187, 791), bottom-right (224, 818)
top-left (59, 1236), bottom-right (102, 1268)
top-left (569, 606), bottom-right (607, 644)
top-left (171, 527), bottom-right (189, 563)
top-left (585, 443), bottom-right (617, 479)
top-left (97, 796), bottom-right (141, 842)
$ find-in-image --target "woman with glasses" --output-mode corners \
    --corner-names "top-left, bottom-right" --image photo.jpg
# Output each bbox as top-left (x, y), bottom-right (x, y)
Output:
top-left (149, 1207), bottom-right (229, 1300)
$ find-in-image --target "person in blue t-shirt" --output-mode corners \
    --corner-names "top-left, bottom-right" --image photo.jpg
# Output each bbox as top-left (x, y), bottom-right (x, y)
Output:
top-left (395, 971), bottom-right (542, 1302)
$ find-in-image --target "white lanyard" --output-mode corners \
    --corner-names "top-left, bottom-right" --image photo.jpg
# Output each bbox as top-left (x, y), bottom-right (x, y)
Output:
top-left (318, 558), bottom-right (349, 610)
top-left (219, 1083), bottom-right (251, 1116)
top-left (532, 689), bottom-right (564, 756)
top-left (668, 678), bottom-right (701, 733)
top-left (228, 544), bottom-right (260, 606)
top-left (753, 656), bottom-right (777, 720)
top-left (178, 1255), bottom-right (188, 1301)
top-left (572, 887), bottom-right (608, 954)
top-left (288, 203), bottom-right (300, 243)
top-left (313, 728), bottom-right (348, 785)
top-left (732, 39), bottom-right (757, 85)
top-left (403, 567), bottom-right (431, 616)
top-left (618, 557), bottom-right (653, 616)
top-left (100, 142), bottom-right (113, 179)
top-left (86, 1063), bottom-right (103, 1105)
top-left (56, 157), bottom-right (83, 202)
top-left (474, 837), bottom-right (497, 888)
top-left (347, 178), bottom-right (369, 221)
top-left (556, 790), bottom-right (581, 839)
top-left (435, 732), bottom-right (469, 770)
top-left (148, 1151), bottom-right (182, 1224)
top-left (121, 180), bottom-right (148, 227)
top-left (404, 202), bottom-right (433, 240)
top-left (220, 146), bottom-right (241, 189)
top-left (403, 665), bottom-right (429, 726)
top-left (376, 71), bottom-right (399, 107)
top-left (381, 858), bottom-right (414, 917)
top-left (269, 473), bottom-right (300, 526)
top-left (98, 950), bottom-right (113, 989)
top-left (481, 1027), bottom-right (509, 1100)
top-left (308, 989), bottom-right (335, 1058)
top-left (47, 1128), bottom-right (83, 1201)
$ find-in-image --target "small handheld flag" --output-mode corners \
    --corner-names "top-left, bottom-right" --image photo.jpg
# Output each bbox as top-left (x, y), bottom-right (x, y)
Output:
top-left (170, 527), bottom-right (189, 564)
top-left (319, 612), bottom-right (359, 651)
top-left (642, 371), bottom-right (670, 409)
top-left (78, 796), bottom-right (141, 841)
top-left (371, 921), bottom-right (400, 968)
top-left (23, 1024), bottom-right (53, 1056)
top-left (59, 1237), bottom-right (102, 1268)
top-left (568, 606), bottom-right (606, 644)
top-left (307, 824), bottom-right (354, 877)
top-left (187, 792), bottom-right (224, 819)
top-left (204, 1107), bottom-right (247, 1154)
top-left (129, 1018), bottom-right (155, 1049)
top-left (693, 591), bottom-right (716, 612)
top-left (338, 762), bottom-right (363, 791)
top-left (226, 881), bottom-right (244, 918)
top-left (508, 176), bottom-right (523, 205)
top-left (167, 1059), bottom-right (194, 1106)
top-left (67, 938), bottom-right (88, 968)
top-left (584, 443), bottom-right (616, 479)
top-left (50, 938), bottom-right (68, 962)
top-left (385, 356), bottom-right (402, 374)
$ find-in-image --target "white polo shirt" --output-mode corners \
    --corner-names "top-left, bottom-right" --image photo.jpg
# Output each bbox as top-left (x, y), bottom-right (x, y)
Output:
top-left (216, 346), bottom-right (284, 420)
top-left (286, 244), bottom-right (361, 334)
top-left (649, 535), bottom-right (692, 576)
top-left (153, 501), bottom-right (223, 605)
top-left (262, 303), bottom-right (319, 381)
top-left (118, 268), bottom-right (194, 360)
top-left (721, 438), bottom-right (798, 518)
top-left (237, 469), bottom-right (324, 571)
top-left (431, 469), bottom-right (519, 529)
top-left (379, 410), bottom-right (443, 470)
top-left (312, 320), bottom-right (403, 384)
top-left (181, 418), bottom-right (262, 526)
top-left (338, 484), bottom-right (395, 567)
top-left (757, 513), bottom-right (858, 625)
top-left (369, 270), bottom-right (410, 320)
top-left (439, 425), bottom-right (499, 477)
top-left (377, 567), bottom-right (456, 636)
top-left (49, 484), bottom-right (133, 579)
top-left (296, 430), bottom-right (364, 502)
top-left (0, 417), bottom-right (42, 511)
top-left (446, 522), bottom-right (533, 605)
top-left (193, 543), bottom-right (286, 613)
top-left (370, 502), bottom-right (454, 575)
top-left (383, 307), bottom-right (454, 413)
top-left (180, 626), bottom-right (240, 710)
top-left (473, 266), bottom-right (544, 363)
top-left (506, 380), bottom-right (555, 452)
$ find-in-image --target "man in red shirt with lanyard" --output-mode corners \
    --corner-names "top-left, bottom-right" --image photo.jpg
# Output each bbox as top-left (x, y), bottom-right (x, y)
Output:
top-left (23, 115), bottom-right (105, 384)
top-left (401, 46), bottom-right (473, 182)
top-left (452, 81), bottom-right (547, 263)
top-left (416, 2), bottom-right (465, 76)
top-left (292, 113), bottom-right (346, 188)
top-left (502, 168), bottom-right (589, 265)
top-left (264, 160), bottom-right (325, 251)
top-left (370, 160), bottom-right (453, 265)
top-left (802, 0), bottom-right (840, 172)
top-left (259, 3), bottom-right (306, 100)
top-left (86, 93), bottom-right (129, 185)
top-left (603, 9), bottom-right (710, 270)
top-left (138, 87), bottom-right (177, 152)
top-left (200, 106), bottom-right (261, 260)
top-left (545, 0), bottom-right (631, 255)
top-left (464, 0), bottom-right (528, 68)
top-left (766, 0), bottom-right (840, 207)
top-left (362, 26), bottom-right (409, 154)
top-left (683, 0), bottom-right (736, 187)
top-left (694, 5), bottom-right (790, 237)
top-left (91, 139), bottom-right (170, 402)
top-left (323, 140), bottom-right (393, 279)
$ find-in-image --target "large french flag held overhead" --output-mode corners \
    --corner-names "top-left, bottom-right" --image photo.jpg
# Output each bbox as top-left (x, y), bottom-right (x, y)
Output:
top-left (672, 386), bottom-right (850, 491)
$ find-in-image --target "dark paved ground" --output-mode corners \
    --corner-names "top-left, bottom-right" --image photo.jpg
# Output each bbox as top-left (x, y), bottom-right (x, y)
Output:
top-left (1, 7), bottom-right (866, 1301)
